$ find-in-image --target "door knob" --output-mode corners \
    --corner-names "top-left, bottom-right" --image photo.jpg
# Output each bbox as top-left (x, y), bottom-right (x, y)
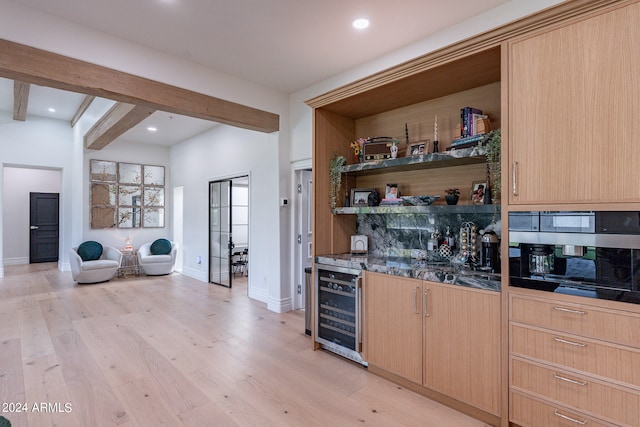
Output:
top-left (30, 226), bottom-right (39, 230)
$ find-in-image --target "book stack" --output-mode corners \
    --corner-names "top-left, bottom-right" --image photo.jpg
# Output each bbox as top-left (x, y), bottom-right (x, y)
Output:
top-left (449, 107), bottom-right (490, 149)
top-left (379, 198), bottom-right (403, 206)
top-left (460, 107), bottom-right (484, 137)
top-left (449, 134), bottom-right (487, 149)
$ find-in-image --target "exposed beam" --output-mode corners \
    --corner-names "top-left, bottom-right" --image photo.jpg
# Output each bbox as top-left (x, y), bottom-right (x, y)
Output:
top-left (13, 80), bottom-right (30, 121)
top-left (84, 102), bottom-right (155, 150)
top-left (0, 39), bottom-right (279, 133)
top-left (70, 95), bottom-right (95, 127)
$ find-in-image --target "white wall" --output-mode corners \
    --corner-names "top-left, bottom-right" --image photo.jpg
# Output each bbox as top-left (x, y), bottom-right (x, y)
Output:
top-left (2, 167), bottom-right (61, 264)
top-left (0, 112), bottom-right (76, 276)
top-left (171, 125), bottom-right (289, 311)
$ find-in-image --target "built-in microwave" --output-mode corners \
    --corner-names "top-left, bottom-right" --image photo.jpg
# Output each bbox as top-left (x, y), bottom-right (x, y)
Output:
top-left (508, 211), bottom-right (640, 305)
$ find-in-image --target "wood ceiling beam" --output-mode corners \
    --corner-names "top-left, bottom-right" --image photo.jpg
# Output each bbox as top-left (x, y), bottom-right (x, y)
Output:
top-left (13, 80), bottom-right (30, 121)
top-left (70, 95), bottom-right (95, 127)
top-left (84, 102), bottom-right (155, 150)
top-left (0, 39), bottom-right (279, 133)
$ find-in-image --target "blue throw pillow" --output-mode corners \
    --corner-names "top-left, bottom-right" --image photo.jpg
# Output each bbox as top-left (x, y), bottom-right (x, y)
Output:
top-left (78, 241), bottom-right (103, 261)
top-left (150, 239), bottom-right (172, 255)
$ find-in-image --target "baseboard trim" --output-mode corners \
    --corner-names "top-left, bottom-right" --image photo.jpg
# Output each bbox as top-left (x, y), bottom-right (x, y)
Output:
top-left (3, 257), bottom-right (29, 265)
top-left (180, 266), bottom-right (208, 282)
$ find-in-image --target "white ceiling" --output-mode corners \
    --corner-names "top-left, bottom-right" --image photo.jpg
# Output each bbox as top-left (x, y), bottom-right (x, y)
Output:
top-left (1, 0), bottom-right (512, 146)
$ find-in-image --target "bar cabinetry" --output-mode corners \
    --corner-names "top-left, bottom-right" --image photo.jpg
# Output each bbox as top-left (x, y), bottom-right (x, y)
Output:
top-left (364, 272), bottom-right (501, 423)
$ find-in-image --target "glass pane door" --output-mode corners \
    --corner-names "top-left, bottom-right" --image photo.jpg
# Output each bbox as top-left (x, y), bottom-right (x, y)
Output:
top-left (209, 180), bottom-right (233, 287)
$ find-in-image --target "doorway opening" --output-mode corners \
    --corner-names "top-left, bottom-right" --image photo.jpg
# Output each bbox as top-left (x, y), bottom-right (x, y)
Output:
top-left (209, 175), bottom-right (249, 290)
top-left (2, 167), bottom-right (62, 267)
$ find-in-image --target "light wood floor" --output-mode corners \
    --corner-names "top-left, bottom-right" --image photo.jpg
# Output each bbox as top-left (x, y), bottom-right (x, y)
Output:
top-left (0, 263), bottom-right (489, 427)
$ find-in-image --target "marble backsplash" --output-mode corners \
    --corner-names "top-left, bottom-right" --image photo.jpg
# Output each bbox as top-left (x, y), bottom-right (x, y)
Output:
top-left (356, 209), bottom-right (500, 257)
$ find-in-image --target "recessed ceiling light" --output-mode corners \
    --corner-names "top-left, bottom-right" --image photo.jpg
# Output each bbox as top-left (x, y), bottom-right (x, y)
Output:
top-left (352, 18), bottom-right (370, 30)
top-left (48, 107), bottom-right (56, 113)
top-left (147, 126), bottom-right (157, 132)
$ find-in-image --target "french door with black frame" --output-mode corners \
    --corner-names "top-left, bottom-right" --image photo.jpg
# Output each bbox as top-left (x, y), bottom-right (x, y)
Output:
top-left (209, 179), bottom-right (233, 287)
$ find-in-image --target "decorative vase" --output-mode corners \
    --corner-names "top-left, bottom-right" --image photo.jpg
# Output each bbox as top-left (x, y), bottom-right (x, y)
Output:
top-left (445, 195), bottom-right (459, 205)
top-left (367, 190), bottom-right (381, 206)
top-left (390, 144), bottom-right (398, 159)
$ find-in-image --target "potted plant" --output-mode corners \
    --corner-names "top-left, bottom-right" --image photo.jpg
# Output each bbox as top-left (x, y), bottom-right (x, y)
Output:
top-left (329, 155), bottom-right (347, 211)
top-left (350, 138), bottom-right (366, 162)
top-left (444, 188), bottom-right (460, 205)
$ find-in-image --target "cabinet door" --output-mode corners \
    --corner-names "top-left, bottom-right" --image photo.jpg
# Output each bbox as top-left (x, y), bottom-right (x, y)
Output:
top-left (364, 272), bottom-right (422, 383)
top-left (508, 3), bottom-right (640, 205)
top-left (423, 281), bottom-right (501, 416)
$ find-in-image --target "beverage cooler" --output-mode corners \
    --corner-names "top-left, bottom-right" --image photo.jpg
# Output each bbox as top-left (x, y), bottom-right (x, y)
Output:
top-left (314, 264), bottom-right (366, 366)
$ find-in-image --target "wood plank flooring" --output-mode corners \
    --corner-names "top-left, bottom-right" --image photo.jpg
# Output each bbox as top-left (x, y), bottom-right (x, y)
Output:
top-left (0, 264), bottom-right (490, 426)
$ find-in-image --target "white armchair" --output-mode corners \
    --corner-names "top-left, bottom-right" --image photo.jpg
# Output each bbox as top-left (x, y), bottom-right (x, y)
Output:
top-left (70, 244), bottom-right (122, 284)
top-left (137, 241), bottom-right (178, 275)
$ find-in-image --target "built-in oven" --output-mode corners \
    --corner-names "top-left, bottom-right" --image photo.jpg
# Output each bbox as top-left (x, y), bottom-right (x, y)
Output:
top-left (314, 264), bottom-right (366, 366)
top-left (509, 211), bottom-right (640, 305)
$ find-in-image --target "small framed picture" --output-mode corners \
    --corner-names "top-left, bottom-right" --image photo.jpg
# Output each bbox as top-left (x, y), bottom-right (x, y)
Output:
top-left (470, 181), bottom-right (487, 205)
top-left (385, 183), bottom-right (399, 199)
top-left (405, 140), bottom-right (429, 157)
top-left (350, 188), bottom-right (376, 207)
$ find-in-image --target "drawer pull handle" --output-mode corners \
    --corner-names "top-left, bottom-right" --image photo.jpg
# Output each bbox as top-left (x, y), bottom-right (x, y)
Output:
top-left (554, 306), bottom-right (586, 315)
top-left (554, 409), bottom-right (588, 425)
top-left (554, 337), bottom-right (587, 347)
top-left (553, 373), bottom-right (588, 386)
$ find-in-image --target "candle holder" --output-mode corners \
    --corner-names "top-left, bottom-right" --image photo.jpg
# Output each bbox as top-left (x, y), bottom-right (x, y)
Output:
top-left (433, 140), bottom-right (439, 153)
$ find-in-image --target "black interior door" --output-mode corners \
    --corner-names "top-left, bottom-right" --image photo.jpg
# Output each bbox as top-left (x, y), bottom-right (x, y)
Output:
top-left (29, 192), bottom-right (59, 263)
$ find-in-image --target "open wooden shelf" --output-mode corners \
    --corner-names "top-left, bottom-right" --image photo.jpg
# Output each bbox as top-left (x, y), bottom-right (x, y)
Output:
top-left (341, 146), bottom-right (487, 176)
top-left (334, 204), bottom-right (498, 215)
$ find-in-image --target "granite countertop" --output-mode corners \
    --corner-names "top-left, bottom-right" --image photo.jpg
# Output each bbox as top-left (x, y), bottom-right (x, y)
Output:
top-left (315, 253), bottom-right (501, 292)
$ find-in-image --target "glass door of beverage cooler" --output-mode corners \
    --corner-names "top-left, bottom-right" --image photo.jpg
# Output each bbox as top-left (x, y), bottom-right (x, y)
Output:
top-left (315, 265), bottom-right (365, 365)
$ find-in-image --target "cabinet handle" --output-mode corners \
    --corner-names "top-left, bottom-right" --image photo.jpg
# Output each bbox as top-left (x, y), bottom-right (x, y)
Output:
top-left (413, 287), bottom-right (418, 314)
top-left (553, 410), bottom-right (588, 425)
top-left (553, 336), bottom-right (587, 348)
top-left (423, 288), bottom-right (429, 317)
top-left (512, 161), bottom-right (518, 196)
top-left (553, 373), bottom-right (588, 386)
top-left (554, 306), bottom-right (586, 315)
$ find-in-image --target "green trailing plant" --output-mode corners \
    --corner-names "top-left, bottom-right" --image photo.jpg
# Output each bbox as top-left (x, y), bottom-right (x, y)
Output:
top-left (329, 155), bottom-right (347, 211)
top-left (483, 129), bottom-right (501, 200)
top-left (482, 129), bottom-right (501, 223)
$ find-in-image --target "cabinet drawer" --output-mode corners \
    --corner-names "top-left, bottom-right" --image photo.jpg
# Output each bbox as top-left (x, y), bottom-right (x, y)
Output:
top-left (510, 293), bottom-right (640, 348)
top-left (510, 323), bottom-right (640, 389)
top-left (510, 391), bottom-right (612, 427)
top-left (511, 357), bottom-right (640, 426)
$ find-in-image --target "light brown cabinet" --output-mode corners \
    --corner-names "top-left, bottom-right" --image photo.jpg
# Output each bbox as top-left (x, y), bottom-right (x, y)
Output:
top-left (364, 272), bottom-right (501, 417)
top-left (508, 2), bottom-right (640, 206)
top-left (509, 290), bottom-right (640, 426)
top-left (364, 272), bottom-right (422, 383)
top-left (423, 281), bottom-right (501, 416)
